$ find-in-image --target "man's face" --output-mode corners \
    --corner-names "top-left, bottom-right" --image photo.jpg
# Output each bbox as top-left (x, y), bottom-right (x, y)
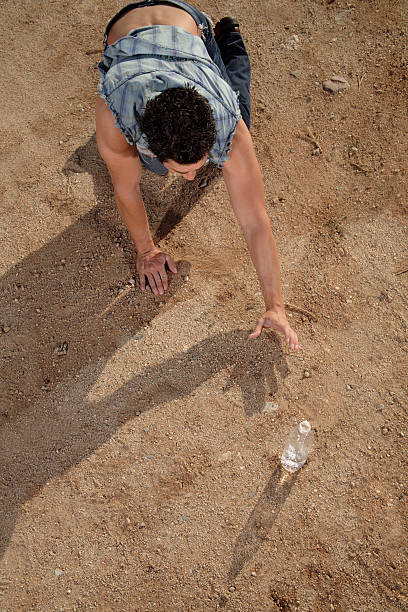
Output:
top-left (163, 154), bottom-right (208, 181)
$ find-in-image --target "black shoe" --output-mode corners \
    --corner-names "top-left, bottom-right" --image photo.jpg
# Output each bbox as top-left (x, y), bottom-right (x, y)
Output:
top-left (214, 16), bottom-right (240, 43)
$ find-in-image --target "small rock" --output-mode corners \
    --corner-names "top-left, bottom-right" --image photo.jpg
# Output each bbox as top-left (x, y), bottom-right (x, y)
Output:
top-left (135, 411), bottom-right (141, 416)
top-left (381, 427), bottom-right (389, 435)
top-left (323, 76), bottom-right (350, 93)
top-left (290, 147), bottom-right (295, 153)
top-left (345, 384), bottom-right (352, 391)
top-left (218, 451), bottom-right (232, 463)
top-left (290, 70), bottom-right (302, 78)
top-left (229, 586), bottom-right (236, 593)
top-left (303, 370), bottom-right (310, 378)
top-left (251, 571), bottom-right (257, 577)
top-left (2, 326), bottom-right (10, 333)
top-left (272, 196), bottom-right (279, 205)
top-left (198, 177), bottom-right (208, 188)
top-left (312, 147), bottom-right (321, 156)
top-left (261, 401), bottom-right (278, 414)
top-left (284, 34), bottom-right (299, 50)
top-left (54, 568), bottom-right (64, 576)
top-left (54, 341), bottom-right (68, 356)
top-left (59, 140), bottom-right (63, 145)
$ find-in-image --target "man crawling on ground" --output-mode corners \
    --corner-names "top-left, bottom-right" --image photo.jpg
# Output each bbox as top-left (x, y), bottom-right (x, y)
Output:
top-left (96, 0), bottom-right (300, 350)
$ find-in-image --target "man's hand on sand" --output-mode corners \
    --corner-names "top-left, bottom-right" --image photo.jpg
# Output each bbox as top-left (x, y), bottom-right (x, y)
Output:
top-left (137, 248), bottom-right (177, 295)
top-left (249, 307), bottom-right (301, 351)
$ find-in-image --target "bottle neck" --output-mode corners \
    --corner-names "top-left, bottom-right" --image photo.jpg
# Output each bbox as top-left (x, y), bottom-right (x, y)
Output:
top-left (298, 421), bottom-right (311, 439)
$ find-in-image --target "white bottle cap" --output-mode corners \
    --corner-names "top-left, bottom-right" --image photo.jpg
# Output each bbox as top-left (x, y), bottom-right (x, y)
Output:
top-left (299, 420), bottom-right (311, 434)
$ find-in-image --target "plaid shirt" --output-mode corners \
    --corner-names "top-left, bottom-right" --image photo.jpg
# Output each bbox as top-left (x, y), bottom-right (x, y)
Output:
top-left (98, 25), bottom-right (241, 168)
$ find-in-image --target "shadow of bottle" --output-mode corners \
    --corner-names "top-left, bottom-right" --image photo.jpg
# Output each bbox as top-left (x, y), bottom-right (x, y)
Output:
top-left (228, 462), bottom-right (299, 581)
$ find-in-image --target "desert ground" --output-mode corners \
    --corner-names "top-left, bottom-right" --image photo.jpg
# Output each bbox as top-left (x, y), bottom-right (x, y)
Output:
top-left (0, 0), bottom-right (407, 610)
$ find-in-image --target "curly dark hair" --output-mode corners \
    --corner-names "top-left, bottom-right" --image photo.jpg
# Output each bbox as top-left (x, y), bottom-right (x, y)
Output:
top-left (139, 86), bottom-right (216, 164)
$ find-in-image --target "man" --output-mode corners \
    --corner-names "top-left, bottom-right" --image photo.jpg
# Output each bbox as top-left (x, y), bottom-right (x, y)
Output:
top-left (96, 0), bottom-right (300, 350)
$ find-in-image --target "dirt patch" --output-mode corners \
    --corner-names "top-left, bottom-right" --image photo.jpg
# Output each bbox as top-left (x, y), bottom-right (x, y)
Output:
top-left (0, 0), bottom-right (407, 610)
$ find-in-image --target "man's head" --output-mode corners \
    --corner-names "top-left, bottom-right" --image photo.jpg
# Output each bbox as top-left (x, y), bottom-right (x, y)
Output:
top-left (139, 86), bottom-right (216, 174)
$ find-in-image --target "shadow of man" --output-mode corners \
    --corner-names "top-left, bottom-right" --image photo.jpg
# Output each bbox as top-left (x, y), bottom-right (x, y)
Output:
top-left (1, 134), bottom-right (221, 421)
top-left (0, 329), bottom-right (289, 560)
top-left (228, 463), bottom-right (299, 581)
top-left (0, 134), bottom-right (222, 558)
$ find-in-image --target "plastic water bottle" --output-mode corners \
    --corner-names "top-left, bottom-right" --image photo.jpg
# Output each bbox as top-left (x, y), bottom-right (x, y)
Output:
top-left (281, 420), bottom-right (314, 472)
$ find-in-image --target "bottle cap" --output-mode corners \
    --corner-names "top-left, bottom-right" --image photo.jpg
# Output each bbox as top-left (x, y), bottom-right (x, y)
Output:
top-left (299, 420), bottom-right (311, 434)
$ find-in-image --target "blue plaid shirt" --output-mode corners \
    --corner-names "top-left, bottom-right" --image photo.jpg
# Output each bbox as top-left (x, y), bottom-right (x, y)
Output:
top-left (98, 25), bottom-right (241, 168)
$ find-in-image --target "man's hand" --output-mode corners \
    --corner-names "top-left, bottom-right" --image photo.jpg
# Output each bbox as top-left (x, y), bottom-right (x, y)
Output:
top-left (249, 307), bottom-right (301, 351)
top-left (137, 248), bottom-right (177, 295)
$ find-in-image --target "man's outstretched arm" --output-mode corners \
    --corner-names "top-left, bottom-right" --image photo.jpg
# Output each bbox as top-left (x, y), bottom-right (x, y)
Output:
top-left (222, 119), bottom-right (300, 350)
top-left (96, 99), bottom-right (177, 295)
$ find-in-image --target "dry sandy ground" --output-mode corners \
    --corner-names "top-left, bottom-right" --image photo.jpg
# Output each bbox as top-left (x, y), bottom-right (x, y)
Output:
top-left (1, 0), bottom-right (407, 610)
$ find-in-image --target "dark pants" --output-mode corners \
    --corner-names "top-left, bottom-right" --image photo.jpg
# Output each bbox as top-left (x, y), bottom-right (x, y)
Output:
top-left (104, 0), bottom-right (251, 173)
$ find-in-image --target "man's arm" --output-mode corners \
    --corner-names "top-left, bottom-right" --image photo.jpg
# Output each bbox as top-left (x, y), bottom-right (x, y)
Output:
top-left (222, 119), bottom-right (300, 350)
top-left (95, 98), bottom-right (176, 295)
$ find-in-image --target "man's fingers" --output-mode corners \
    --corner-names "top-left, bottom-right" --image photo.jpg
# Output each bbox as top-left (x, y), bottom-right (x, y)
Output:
top-left (140, 272), bottom-right (146, 291)
top-left (159, 268), bottom-right (168, 291)
top-left (146, 273), bottom-right (158, 295)
top-left (166, 256), bottom-right (178, 274)
top-left (249, 318), bottom-right (265, 339)
top-left (152, 271), bottom-right (165, 295)
top-left (286, 328), bottom-right (301, 351)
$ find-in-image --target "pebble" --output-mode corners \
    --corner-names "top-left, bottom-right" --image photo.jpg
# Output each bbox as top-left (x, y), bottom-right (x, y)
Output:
top-left (261, 401), bottom-right (278, 414)
top-left (54, 568), bottom-right (64, 576)
top-left (284, 34), bottom-right (299, 50)
top-left (323, 76), bottom-right (350, 93)
top-left (2, 326), bottom-right (10, 333)
top-left (229, 586), bottom-right (236, 593)
top-left (381, 427), bottom-right (389, 435)
top-left (290, 70), bottom-right (302, 78)
top-left (290, 147), bottom-right (295, 153)
top-left (54, 341), bottom-right (68, 356)
top-left (345, 384), bottom-right (352, 391)
top-left (218, 451), bottom-right (232, 463)
top-left (303, 370), bottom-right (310, 378)
top-left (251, 571), bottom-right (257, 577)
top-left (198, 177), bottom-right (208, 188)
